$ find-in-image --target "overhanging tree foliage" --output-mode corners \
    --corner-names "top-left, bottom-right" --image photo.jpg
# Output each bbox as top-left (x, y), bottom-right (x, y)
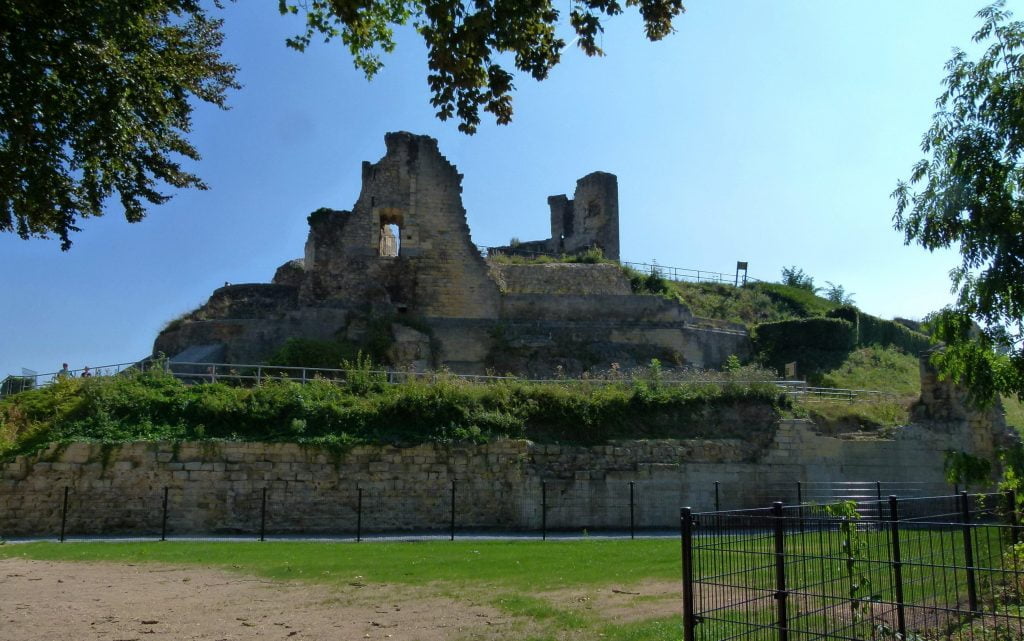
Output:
top-left (2, 0), bottom-right (686, 249)
top-left (893, 1), bottom-right (1024, 403)
top-left (280, 0), bottom-right (686, 134)
top-left (0, 1), bottom-right (239, 250)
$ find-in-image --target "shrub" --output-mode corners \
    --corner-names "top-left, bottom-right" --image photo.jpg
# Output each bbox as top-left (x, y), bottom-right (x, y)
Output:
top-left (824, 307), bottom-right (932, 355)
top-left (0, 366), bottom-right (784, 458)
top-left (857, 313), bottom-right (932, 355)
top-left (780, 265), bottom-right (818, 292)
top-left (755, 318), bottom-right (857, 354)
top-left (754, 318), bottom-right (857, 374)
top-left (268, 338), bottom-right (360, 369)
top-left (750, 282), bottom-right (838, 318)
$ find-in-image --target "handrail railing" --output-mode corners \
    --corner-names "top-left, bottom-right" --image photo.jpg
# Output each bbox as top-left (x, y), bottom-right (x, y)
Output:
top-left (482, 247), bottom-right (763, 286)
top-left (2, 359), bottom-right (899, 403)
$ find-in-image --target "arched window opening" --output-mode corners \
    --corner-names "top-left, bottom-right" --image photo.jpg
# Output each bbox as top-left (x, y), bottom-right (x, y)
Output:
top-left (379, 223), bottom-right (401, 257)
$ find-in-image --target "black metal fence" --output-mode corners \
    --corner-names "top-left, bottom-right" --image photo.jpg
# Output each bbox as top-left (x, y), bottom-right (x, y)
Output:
top-left (6, 479), bottom-right (682, 541)
top-left (681, 492), bottom-right (1024, 641)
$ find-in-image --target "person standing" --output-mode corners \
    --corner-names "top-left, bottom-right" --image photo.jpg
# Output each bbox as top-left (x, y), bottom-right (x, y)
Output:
top-left (56, 363), bottom-right (71, 379)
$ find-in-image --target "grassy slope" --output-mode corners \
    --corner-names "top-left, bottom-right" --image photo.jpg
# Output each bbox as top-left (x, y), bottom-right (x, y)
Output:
top-left (665, 282), bottom-right (793, 326)
top-left (791, 345), bottom-right (921, 430)
top-left (1002, 396), bottom-right (1024, 437)
top-left (815, 346), bottom-right (921, 397)
top-left (654, 281), bottom-right (838, 328)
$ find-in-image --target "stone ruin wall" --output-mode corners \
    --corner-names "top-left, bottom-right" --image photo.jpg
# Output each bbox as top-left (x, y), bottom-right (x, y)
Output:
top-left (0, 420), bottom-right (969, 537)
top-left (299, 133), bottom-right (502, 319)
top-left (152, 132), bottom-right (747, 373)
top-left (489, 263), bottom-right (633, 296)
top-left (489, 171), bottom-right (620, 260)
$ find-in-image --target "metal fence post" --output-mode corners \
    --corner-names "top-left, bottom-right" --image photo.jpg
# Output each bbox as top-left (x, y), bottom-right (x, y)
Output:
top-left (887, 496), bottom-right (907, 639)
top-left (796, 481), bottom-right (804, 534)
top-left (161, 486), bottom-right (169, 541)
top-left (959, 491), bottom-right (979, 613)
top-left (1007, 489), bottom-right (1020, 545)
top-left (59, 486), bottom-right (69, 543)
top-left (772, 501), bottom-right (789, 641)
top-left (259, 487), bottom-right (267, 542)
top-left (541, 481), bottom-right (547, 541)
top-left (680, 507), bottom-right (696, 641)
top-left (356, 486), bottom-right (363, 543)
top-left (629, 481), bottom-right (635, 540)
top-left (875, 481), bottom-right (884, 524)
top-left (715, 480), bottom-right (721, 530)
top-left (450, 479), bottom-right (456, 541)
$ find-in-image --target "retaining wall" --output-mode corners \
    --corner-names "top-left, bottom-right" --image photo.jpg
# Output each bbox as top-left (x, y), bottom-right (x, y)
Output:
top-left (0, 419), bottom-right (971, 537)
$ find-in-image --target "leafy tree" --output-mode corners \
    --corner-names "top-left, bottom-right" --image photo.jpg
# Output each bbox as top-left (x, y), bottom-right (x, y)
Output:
top-left (823, 281), bottom-right (855, 306)
top-left (0, 1), bottom-right (239, 249)
top-left (893, 1), bottom-right (1024, 403)
top-left (2, 0), bottom-right (686, 249)
top-left (281, 0), bottom-right (686, 134)
top-left (780, 265), bottom-right (818, 293)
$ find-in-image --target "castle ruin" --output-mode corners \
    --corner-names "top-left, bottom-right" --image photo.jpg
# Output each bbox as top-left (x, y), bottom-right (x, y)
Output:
top-left (155, 132), bottom-right (748, 373)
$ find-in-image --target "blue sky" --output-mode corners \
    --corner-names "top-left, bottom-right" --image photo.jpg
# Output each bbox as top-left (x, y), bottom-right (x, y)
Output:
top-left (0, 1), bottom-right (1001, 376)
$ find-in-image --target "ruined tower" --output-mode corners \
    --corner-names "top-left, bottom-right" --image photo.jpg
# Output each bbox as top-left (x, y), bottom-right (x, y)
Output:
top-left (491, 171), bottom-right (620, 260)
top-left (300, 132), bottom-right (501, 319)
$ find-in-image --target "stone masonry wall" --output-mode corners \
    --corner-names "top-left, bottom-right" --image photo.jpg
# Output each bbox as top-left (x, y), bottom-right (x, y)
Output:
top-left (489, 263), bottom-right (632, 295)
top-left (0, 420), bottom-right (974, 537)
top-left (299, 133), bottom-right (501, 319)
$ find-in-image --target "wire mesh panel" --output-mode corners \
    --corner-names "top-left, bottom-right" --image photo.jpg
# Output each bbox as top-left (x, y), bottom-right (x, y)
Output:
top-left (540, 480), bottom-right (644, 533)
top-left (751, 481), bottom-right (939, 520)
top-left (355, 481), bottom-right (454, 539)
top-left (684, 494), bottom-right (1024, 641)
top-left (688, 507), bottom-right (781, 641)
top-left (76, 485), bottom-right (167, 537)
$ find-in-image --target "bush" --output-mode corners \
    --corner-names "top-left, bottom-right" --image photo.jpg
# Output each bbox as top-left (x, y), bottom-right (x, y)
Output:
top-left (858, 313), bottom-right (932, 355)
top-left (749, 282), bottom-right (838, 318)
top-left (824, 307), bottom-right (932, 355)
top-left (780, 266), bottom-right (818, 292)
top-left (754, 318), bottom-right (857, 374)
top-left (755, 318), bottom-right (857, 354)
top-left (0, 367), bottom-right (784, 459)
top-left (268, 338), bottom-right (360, 369)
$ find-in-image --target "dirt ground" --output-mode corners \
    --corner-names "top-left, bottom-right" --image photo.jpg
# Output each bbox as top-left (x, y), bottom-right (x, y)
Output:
top-left (0, 558), bottom-right (518, 641)
top-left (540, 580), bottom-right (684, 622)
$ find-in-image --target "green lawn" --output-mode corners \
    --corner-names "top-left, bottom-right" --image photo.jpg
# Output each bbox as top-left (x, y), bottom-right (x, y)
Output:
top-left (2, 530), bottom-right (1017, 641)
top-left (0, 539), bottom-right (685, 641)
top-left (0, 539), bottom-right (681, 591)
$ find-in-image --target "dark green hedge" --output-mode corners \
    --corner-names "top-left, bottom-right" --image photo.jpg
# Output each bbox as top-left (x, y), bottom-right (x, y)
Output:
top-left (825, 307), bottom-right (931, 355)
top-left (753, 318), bottom-right (857, 373)
top-left (755, 318), bottom-right (857, 354)
top-left (857, 313), bottom-right (932, 354)
top-left (826, 304), bottom-right (859, 325)
top-left (754, 308), bottom-right (933, 377)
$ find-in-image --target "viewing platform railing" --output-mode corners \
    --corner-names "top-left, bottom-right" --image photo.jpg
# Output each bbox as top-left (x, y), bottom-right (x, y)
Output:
top-left (482, 247), bottom-right (763, 286)
top-left (2, 360), bottom-right (899, 404)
